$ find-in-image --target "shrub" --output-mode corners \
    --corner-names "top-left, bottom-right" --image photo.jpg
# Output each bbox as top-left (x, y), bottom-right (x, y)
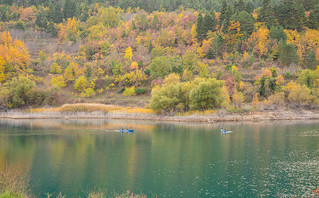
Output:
top-left (14, 20), bottom-right (25, 30)
top-left (50, 63), bottom-right (62, 74)
top-left (0, 76), bottom-right (36, 108)
top-left (51, 75), bottom-right (66, 88)
top-left (123, 87), bottom-right (136, 96)
top-left (135, 88), bottom-right (145, 95)
top-left (118, 87), bottom-right (125, 94)
top-left (81, 88), bottom-right (96, 98)
top-left (288, 84), bottom-right (312, 106)
top-left (74, 76), bottom-right (88, 91)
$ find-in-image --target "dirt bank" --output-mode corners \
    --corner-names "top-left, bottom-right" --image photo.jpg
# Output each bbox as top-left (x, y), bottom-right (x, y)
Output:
top-left (0, 108), bottom-right (318, 122)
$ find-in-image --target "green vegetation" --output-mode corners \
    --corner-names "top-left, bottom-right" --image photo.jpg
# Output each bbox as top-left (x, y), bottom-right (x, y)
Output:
top-left (0, 0), bottom-right (318, 114)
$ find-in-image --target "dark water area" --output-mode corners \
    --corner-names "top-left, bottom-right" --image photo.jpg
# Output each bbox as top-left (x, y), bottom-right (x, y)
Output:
top-left (0, 119), bottom-right (318, 197)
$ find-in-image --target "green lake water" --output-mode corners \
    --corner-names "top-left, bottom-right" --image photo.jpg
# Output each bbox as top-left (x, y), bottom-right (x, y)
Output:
top-left (0, 119), bottom-right (319, 197)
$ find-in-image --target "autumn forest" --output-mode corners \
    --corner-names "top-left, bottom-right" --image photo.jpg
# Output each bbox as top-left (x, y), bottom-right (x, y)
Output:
top-left (0, 0), bottom-right (319, 114)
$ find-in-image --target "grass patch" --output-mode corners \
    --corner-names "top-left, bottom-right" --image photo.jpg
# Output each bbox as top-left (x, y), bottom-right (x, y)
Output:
top-left (30, 103), bottom-right (154, 115)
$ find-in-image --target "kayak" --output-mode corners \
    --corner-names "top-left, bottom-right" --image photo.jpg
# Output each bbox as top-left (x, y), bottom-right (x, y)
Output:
top-left (120, 129), bottom-right (134, 133)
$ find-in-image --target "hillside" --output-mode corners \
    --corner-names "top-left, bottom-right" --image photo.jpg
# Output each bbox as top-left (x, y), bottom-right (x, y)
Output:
top-left (0, 0), bottom-right (318, 114)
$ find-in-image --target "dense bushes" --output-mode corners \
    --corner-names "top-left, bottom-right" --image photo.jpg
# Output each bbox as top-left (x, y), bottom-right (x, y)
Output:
top-left (150, 74), bottom-right (227, 114)
top-left (0, 76), bottom-right (61, 108)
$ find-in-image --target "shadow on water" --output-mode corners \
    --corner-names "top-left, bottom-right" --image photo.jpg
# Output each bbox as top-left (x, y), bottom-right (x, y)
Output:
top-left (0, 119), bottom-right (319, 197)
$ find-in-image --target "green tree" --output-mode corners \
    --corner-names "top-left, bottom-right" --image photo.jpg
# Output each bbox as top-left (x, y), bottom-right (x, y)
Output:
top-left (278, 41), bottom-right (299, 66)
top-left (196, 13), bottom-right (204, 41)
top-left (297, 69), bottom-right (319, 89)
top-left (189, 78), bottom-right (224, 110)
top-left (149, 83), bottom-right (182, 114)
top-left (64, 0), bottom-right (76, 19)
top-left (207, 34), bottom-right (225, 59)
top-left (0, 76), bottom-right (36, 108)
top-left (35, 9), bottom-right (48, 29)
top-left (270, 26), bottom-right (287, 42)
top-left (303, 49), bottom-right (318, 69)
top-left (202, 12), bottom-right (217, 35)
top-left (237, 11), bottom-right (255, 36)
top-left (306, 5), bottom-right (319, 29)
top-left (258, 0), bottom-right (277, 28)
top-left (149, 56), bottom-right (171, 79)
top-left (277, 0), bottom-right (305, 31)
top-left (111, 61), bottom-right (123, 75)
top-left (181, 50), bottom-right (198, 72)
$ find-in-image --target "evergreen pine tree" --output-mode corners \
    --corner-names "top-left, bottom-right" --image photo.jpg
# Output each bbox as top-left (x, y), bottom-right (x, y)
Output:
top-left (148, 40), bottom-right (153, 53)
top-left (220, 0), bottom-right (228, 23)
top-left (307, 6), bottom-right (319, 29)
top-left (277, 0), bottom-right (305, 31)
top-left (258, 0), bottom-right (276, 28)
top-left (270, 26), bottom-right (287, 42)
top-left (55, 3), bottom-right (63, 23)
top-left (35, 9), bottom-right (48, 29)
top-left (278, 40), bottom-right (299, 66)
top-left (304, 49), bottom-right (318, 69)
top-left (203, 12), bottom-right (217, 35)
top-left (47, 0), bottom-right (57, 22)
top-left (196, 13), bottom-right (204, 41)
top-left (47, 22), bottom-right (57, 37)
top-left (64, 0), bottom-right (76, 19)
top-left (237, 11), bottom-right (255, 36)
top-left (245, 1), bottom-right (254, 13)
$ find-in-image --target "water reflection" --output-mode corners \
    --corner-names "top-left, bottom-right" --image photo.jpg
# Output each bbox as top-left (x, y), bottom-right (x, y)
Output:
top-left (0, 119), bottom-right (318, 197)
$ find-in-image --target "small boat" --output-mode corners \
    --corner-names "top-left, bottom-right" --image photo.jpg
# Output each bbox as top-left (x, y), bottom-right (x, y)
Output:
top-left (120, 128), bottom-right (134, 133)
top-left (221, 128), bottom-right (232, 134)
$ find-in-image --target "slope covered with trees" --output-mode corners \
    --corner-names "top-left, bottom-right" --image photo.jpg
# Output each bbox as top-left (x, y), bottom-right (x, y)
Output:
top-left (0, 0), bottom-right (318, 114)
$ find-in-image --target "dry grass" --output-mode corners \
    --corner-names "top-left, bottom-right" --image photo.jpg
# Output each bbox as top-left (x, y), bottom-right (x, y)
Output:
top-left (176, 109), bottom-right (216, 116)
top-left (30, 103), bottom-right (154, 115)
top-left (0, 166), bottom-right (31, 198)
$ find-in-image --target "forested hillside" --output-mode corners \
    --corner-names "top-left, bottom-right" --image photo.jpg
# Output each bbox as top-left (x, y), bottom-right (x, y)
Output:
top-left (0, 0), bottom-right (318, 113)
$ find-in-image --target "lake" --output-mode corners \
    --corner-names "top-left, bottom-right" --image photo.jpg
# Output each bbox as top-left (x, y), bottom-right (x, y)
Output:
top-left (0, 119), bottom-right (318, 197)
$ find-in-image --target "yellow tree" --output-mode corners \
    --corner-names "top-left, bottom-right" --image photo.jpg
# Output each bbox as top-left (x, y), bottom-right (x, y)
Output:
top-left (0, 31), bottom-right (31, 81)
top-left (88, 23), bottom-right (108, 41)
top-left (64, 62), bottom-right (82, 81)
top-left (250, 27), bottom-right (270, 57)
top-left (58, 18), bottom-right (81, 43)
top-left (0, 56), bottom-right (5, 83)
top-left (232, 89), bottom-right (245, 109)
top-left (124, 46), bottom-right (133, 62)
top-left (225, 21), bottom-right (243, 47)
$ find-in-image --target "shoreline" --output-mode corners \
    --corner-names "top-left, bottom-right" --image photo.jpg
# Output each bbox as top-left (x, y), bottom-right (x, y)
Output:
top-left (0, 109), bottom-right (318, 122)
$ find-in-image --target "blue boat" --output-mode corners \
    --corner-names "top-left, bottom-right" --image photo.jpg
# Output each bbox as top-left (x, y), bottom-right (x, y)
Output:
top-left (120, 128), bottom-right (134, 133)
